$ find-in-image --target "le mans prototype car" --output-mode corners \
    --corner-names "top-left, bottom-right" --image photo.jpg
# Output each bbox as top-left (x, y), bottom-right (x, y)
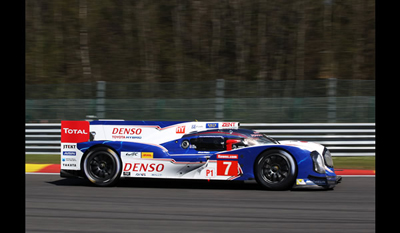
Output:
top-left (60, 120), bottom-right (342, 190)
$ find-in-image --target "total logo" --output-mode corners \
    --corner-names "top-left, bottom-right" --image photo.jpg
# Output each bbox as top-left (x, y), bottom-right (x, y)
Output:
top-left (63, 128), bottom-right (88, 135)
top-left (61, 121), bottom-right (90, 143)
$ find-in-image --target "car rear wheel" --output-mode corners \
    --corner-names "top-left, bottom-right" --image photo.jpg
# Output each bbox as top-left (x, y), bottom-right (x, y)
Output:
top-left (254, 149), bottom-right (297, 190)
top-left (83, 147), bottom-right (121, 187)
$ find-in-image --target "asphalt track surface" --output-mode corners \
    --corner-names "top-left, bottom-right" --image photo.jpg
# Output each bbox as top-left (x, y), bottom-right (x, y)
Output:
top-left (26, 174), bottom-right (375, 233)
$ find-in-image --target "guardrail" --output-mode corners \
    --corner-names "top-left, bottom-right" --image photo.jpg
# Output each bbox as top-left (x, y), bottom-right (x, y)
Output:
top-left (26, 123), bottom-right (375, 156)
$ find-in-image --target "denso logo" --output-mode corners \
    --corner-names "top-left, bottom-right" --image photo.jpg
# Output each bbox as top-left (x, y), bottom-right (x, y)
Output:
top-left (123, 163), bottom-right (164, 172)
top-left (112, 128), bottom-right (142, 135)
top-left (61, 121), bottom-right (90, 143)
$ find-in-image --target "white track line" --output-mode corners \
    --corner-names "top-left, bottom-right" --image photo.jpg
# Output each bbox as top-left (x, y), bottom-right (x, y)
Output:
top-left (25, 172), bottom-right (59, 175)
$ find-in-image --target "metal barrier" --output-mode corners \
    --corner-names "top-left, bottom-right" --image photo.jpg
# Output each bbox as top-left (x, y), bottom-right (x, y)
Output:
top-left (26, 80), bottom-right (375, 123)
top-left (240, 123), bottom-right (375, 157)
top-left (26, 123), bottom-right (61, 155)
top-left (25, 123), bottom-right (375, 156)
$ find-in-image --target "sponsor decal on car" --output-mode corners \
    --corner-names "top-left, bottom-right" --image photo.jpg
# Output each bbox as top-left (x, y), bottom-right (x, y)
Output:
top-left (221, 122), bottom-right (236, 128)
top-left (62, 151), bottom-right (76, 156)
top-left (63, 144), bottom-right (76, 149)
top-left (121, 151), bottom-right (141, 158)
top-left (296, 179), bottom-right (306, 185)
top-left (62, 157), bottom-right (77, 162)
top-left (61, 121), bottom-right (90, 143)
top-left (142, 152), bottom-right (154, 159)
top-left (112, 127), bottom-right (143, 135)
top-left (206, 123), bottom-right (218, 128)
top-left (217, 154), bottom-right (238, 159)
top-left (123, 163), bottom-right (165, 172)
top-left (111, 127), bottom-right (143, 139)
top-left (62, 163), bottom-right (77, 167)
top-left (176, 126), bottom-right (186, 134)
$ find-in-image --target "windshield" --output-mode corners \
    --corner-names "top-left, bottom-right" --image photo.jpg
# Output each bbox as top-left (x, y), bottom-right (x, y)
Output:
top-left (243, 132), bottom-right (278, 145)
top-left (219, 129), bottom-right (278, 145)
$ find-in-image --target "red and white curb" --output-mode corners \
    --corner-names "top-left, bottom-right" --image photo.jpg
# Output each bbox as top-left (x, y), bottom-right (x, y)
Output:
top-left (26, 164), bottom-right (60, 174)
top-left (335, 169), bottom-right (375, 176)
top-left (335, 169), bottom-right (375, 177)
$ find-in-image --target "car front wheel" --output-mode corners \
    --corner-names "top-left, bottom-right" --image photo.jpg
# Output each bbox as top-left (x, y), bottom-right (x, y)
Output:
top-left (254, 149), bottom-right (297, 190)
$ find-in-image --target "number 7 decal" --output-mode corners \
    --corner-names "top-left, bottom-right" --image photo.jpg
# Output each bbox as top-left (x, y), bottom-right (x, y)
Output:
top-left (223, 162), bottom-right (231, 175)
top-left (217, 160), bottom-right (238, 176)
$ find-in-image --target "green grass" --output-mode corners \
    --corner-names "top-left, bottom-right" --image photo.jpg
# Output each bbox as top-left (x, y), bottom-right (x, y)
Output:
top-left (26, 154), bottom-right (60, 164)
top-left (332, 156), bottom-right (375, 170)
top-left (26, 154), bottom-right (375, 170)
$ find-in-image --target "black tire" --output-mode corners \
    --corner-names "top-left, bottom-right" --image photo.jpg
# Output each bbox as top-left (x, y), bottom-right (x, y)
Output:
top-left (254, 149), bottom-right (297, 190)
top-left (83, 147), bottom-right (122, 187)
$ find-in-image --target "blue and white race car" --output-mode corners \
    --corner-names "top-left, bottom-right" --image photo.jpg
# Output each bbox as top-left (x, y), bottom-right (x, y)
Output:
top-left (60, 120), bottom-right (341, 190)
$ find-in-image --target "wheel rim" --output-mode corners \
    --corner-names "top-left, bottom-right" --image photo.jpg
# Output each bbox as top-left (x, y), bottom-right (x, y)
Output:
top-left (260, 154), bottom-right (290, 184)
top-left (87, 152), bottom-right (116, 181)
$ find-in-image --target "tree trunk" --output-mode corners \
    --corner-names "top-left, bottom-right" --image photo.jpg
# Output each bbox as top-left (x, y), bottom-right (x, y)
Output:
top-left (257, 0), bottom-right (268, 81)
top-left (79, 0), bottom-right (92, 84)
top-left (352, 0), bottom-right (365, 80)
top-left (172, 0), bottom-right (184, 82)
top-left (296, 0), bottom-right (306, 81)
top-left (232, 0), bottom-right (249, 80)
top-left (135, 0), bottom-right (156, 83)
top-left (211, 2), bottom-right (222, 76)
top-left (33, 0), bottom-right (44, 83)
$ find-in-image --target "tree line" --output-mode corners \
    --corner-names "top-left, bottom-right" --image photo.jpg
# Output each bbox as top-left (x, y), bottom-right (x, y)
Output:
top-left (25, 0), bottom-right (375, 85)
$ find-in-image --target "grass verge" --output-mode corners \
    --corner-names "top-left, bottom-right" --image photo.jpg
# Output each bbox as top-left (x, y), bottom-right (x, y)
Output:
top-left (332, 156), bottom-right (375, 170)
top-left (26, 154), bottom-right (375, 170)
top-left (26, 154), bottom-right (60, 165)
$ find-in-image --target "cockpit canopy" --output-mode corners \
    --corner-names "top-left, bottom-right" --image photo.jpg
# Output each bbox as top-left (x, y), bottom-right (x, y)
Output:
top-left (181, 128), bottom-right (278, 151)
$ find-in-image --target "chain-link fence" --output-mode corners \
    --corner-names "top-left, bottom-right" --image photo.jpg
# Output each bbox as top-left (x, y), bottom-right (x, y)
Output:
top-left (26, 79), bottom-right (375, 123)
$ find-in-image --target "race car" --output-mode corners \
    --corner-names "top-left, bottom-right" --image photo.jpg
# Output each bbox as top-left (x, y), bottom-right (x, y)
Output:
top-left (60, 120), bottom-right (341, 190)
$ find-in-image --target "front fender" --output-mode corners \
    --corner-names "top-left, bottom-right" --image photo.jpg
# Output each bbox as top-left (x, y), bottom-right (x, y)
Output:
top-left (220, 144), bottom-right (318, 181)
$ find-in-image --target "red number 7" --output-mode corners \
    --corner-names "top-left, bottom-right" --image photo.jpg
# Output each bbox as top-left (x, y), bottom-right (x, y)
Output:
top-left (217, 160), bottom-right (238, 176)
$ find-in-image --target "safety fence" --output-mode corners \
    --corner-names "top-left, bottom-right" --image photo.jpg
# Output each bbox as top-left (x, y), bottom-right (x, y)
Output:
top-left (26, 79), bottom-right (375, 123)
top-left (25, 122), bottom-right (375, 157)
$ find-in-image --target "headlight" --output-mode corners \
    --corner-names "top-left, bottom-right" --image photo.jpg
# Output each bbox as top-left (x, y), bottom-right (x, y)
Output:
top-left (310, 151), bottom-right (325, 173)
top-left (323, 148), bottom-right (334, 168)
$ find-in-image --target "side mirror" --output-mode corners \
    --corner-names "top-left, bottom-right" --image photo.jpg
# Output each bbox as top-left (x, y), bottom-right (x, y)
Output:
top-left (226, 139), bottom-right (241, 151)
